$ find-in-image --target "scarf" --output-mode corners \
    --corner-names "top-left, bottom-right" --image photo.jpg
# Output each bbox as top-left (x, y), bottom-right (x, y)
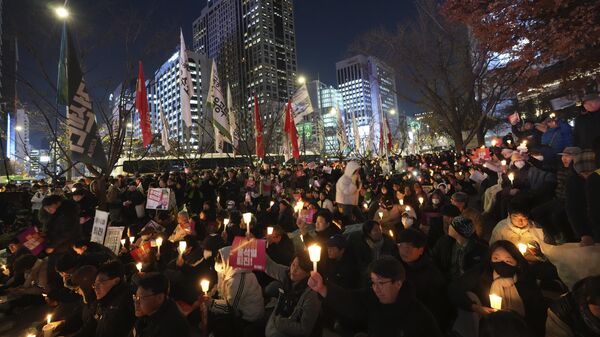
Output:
top-left (489, 271), bottom-right (525, 316)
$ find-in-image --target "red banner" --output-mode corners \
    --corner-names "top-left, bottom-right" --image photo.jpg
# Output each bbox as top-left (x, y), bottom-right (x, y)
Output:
top-left (17, 227), bottom-right (46, 256)
top-left (229, 236), bottom-right (266, 271)
top-left (136, 61), bottom-right (152, 147)
top-left (470, 147), bottom-right (491, 163)
top-left (284, 98), bottom-right (300, 159)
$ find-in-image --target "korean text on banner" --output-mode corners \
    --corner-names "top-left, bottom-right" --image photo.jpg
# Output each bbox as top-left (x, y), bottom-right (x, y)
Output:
top-left (104, 226), bottom-right (125, 255)
top-left (146, 188), bottom-right (171, 210)
top-left (90, 210), bottom-right (109, 244)
top-left (229, 236), bottom-right (266, 271)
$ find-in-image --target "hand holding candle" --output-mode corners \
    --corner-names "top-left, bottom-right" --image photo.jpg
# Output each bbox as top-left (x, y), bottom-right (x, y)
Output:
top-left (178, 241), bottom-right (187, 255)
top-left (129, 236), bottom-right (135, 245)
top-left (267, 226), bottom-right (274, 236)
top-left (242, 212), bottom-right (252, 236)
top-left (136, 262), bottom-right (143, 273)
top-left (155, 236), bottom-right (163, 255)
top-left (378, 211), bottom-right (384, 220)
top-left (517, 243), bottom-right (527, 255)
top-left (508, 172), bottom-right (515, 185)
top-left (418, 197), bottom-right (424, 206)
top-left (308, 244), bottom-right (321, 272)
top-left (200, 279), bottom-right (210, 294)
top-left (489, 294), bottom-right (502, 310)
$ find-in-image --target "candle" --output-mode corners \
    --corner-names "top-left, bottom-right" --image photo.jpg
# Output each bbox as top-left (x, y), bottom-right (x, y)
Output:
top-left (491, 139), bottom-right (497, 147)
top-left (418, 197), bottom-right (424, 206)
top-left (217, 196), bottom-right (220, 204)
top-left (299, 234), bottom-right (304, 242)
top-left (120, 239), bottom-right (126, 247)
top-left (507, 139), bottom-right (512, 145)
top-left (267, 227), bottom-right (274, 235)
top-left (224, 218), bottom-right (230, 226)
top-left (155, 237), bottom-right (163, 249)
top-left (178, 241), bottom-right (187, 255)
top-left (363, 202), bottom-right (368, 209)
top-left (242, 212), bottom-right (252, 235)
top-left (270, 200), bottom-right (275, 207)
top-left (399, 199), bottom-right (404, 206)
top-left (508, 172), bottom-right (515, 185)
top-left (378, 211), bottom-right (384, 220)
top-left (489, 294), bottom-right (502, 310)
top-left (129, 236), bottom-right (135, 245)
top-left (405, 206), bottom-right (411, 212)
top-left (388, 230), bottom-right (394, 238)
top-left (549, 112), bottom-right (556, 119)
top-left (517, 243), bottom-right (527, 255)
top-left (480, 145), bottom-right (485, 149)
top-left (501, 160), bottom-right (507, 167)
top-left (200, 279), bottom-right (210, 294)
top-left (295, 201), bottom-right (304, 214)
top-left (136, 262), bottom-right (142, 273)
top-left (47, 314), bottom-right (52, 325)
top-left (308, 244), bottom-right (321, 272)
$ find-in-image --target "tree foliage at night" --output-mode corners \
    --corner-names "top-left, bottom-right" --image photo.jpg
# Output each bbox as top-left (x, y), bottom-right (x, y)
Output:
top-left (442, 0), bottom-right (600, 91)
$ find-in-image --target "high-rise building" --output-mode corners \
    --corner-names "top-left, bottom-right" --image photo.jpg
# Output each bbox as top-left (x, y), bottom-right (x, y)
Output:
top-left (29, 148), bottom-right (49, 177)
top-left (304, 80), bottom-right (344, 155)
top-left (109, 79), bottom-right (140, 142)
top-left (193, 0), bottom-right (298, 147)
top-left (336, 55), bottom-right (399, 152)
top-left (148, 48), bottom-right (210, 151)
top-left (6, 108), bottom-right (29, 174)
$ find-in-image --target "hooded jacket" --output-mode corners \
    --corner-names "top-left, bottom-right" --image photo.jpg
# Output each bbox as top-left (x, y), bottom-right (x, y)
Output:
top-left (209, 246), bottom-right (264, 322)
top-left (335, 161), bottom-right (361, 206)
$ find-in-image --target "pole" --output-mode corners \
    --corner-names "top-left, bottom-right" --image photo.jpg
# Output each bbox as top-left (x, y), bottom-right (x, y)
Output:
top-left (317, 74), bottom-right (324, 155)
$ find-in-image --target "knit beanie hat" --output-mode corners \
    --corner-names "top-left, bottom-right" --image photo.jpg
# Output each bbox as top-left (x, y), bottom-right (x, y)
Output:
top-left (451, 216), bottom-right (475, 238)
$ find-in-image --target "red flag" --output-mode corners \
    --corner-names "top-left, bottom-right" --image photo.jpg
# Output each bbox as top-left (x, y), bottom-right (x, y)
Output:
top-left (385, 116), bottom-right (393, 151)
top-left (136, 61), bottom-right (152, 147)
top-left (284, 98), bottom-right (300, 159)
top-left (253, 94), bottom-right (265, 158)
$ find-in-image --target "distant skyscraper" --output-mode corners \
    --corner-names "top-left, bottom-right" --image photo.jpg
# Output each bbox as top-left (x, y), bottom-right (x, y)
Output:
top-left (193, 0), bottom-right (298, 145)
top-left (336, 55), bottom-right (399, 152)
top-left (109, 79), bottom-right (140, 142)
top-left (148, 48), bottom-right (210, 150)
top-left (305, 80), bottom-right (344, 154)
top-left (6, 108), bottom-right (29, 173)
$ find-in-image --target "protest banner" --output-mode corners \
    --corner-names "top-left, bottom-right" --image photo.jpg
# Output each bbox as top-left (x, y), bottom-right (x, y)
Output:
top-left (146, 188), bottom-right (171, 210)
top-left (90, 210), bottom-right (109, 244)
top-left (17, 227), bottom-right (45, 256)
top-left (229, 236), bottom-right (266, 271)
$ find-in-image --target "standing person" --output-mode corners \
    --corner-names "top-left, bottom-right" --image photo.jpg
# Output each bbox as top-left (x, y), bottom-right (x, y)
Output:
top-left (335, 161), bottom-right (361, 220)
top-left (565, 150), bottom-right (597, 246)
top-left (307, 256), bottom-right (443, 337)
top-left (574, 91), bottom-right (600, 149)
top-left (133, 273), bottom-right (191, 337)
top-left (451, 192), bottom-right (484, 238)
top-left (537, 114), bottom-right (573, 166)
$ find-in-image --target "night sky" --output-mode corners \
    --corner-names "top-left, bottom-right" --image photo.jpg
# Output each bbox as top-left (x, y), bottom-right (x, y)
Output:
top-left (9, 0), bottom-right (417, 148)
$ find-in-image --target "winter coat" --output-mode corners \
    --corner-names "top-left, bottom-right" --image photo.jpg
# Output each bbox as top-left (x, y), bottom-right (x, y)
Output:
top-left (573, 110), bottom-right (600, 150)
top-left (546, 277), bottom-right (600, 337)
top-left (346, 231), bottom-right (400, 285)
top-left (79, 282), bottom-right (135, 337)
top-left (323, 281), bottom-right (443, 337)
top-left (566, 170), bottom-right (591, 238)
top-left (586, 170), bottom-right (600, 241)
top-left (541, 121), bottom-right (573, 164)
top-left (209, 246), bottom-right (264, 322)
top-left (490, 217), bottom-right (545, 247)
top-left (323, 250), bottom-right (360, 289)
top-left (402, 256), bottom-right (452, 330)
top-left (431, 235), bottom-right (488, 282)
top-left (133, 299), bottom-right (191, 337)
top-left (448, 264), bottom-right (547, 336)
top-left (41, 199), bottom-right (82, 253)
top-left (264, 256), bottom-right (321, 337)
top-left (335, 161), bottom-right (361, 206)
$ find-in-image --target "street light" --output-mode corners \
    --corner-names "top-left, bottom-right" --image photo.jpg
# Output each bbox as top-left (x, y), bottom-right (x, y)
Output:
top-left (55, 6), bottom-right (70, 19)
top-left (389, 109), bottom-right (396, 115)
top-left (297, 76), bottom-right (306, 85)
top-left (15, 125), bottom-right (22, 131)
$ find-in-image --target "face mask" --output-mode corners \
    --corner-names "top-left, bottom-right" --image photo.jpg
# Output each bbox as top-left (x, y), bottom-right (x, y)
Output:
top-left (214, 262), bottom-right (224, 274)
top-left (203, 250), bottom-right (212, 259)
top-left (514, 160), bottom-right (525, 169)
top-left (402, 218), bottom-right (414, 228)
top-left (432, 198), bottom-right (440, 205)
top-left (492, 261), bottom-right (518, 278)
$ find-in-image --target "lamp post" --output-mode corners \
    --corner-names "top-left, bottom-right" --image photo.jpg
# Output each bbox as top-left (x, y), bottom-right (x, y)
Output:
top-left (53, 5), bottom-right (70, 179)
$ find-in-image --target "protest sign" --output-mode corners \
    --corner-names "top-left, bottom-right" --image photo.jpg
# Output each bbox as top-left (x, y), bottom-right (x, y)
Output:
top-left (229, 237), bottom-right (266, 271)
top-left (104, 226), bottom-right (125, 255)
top-left (90, 210), bottom-right (109, 244)
top-left (146, 188), bottom-right (171, 210)
top-left (17, 227), bottom-right (45, 256)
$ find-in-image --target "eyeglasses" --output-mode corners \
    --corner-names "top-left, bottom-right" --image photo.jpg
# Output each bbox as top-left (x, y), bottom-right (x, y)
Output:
top-left (92, 277), bottom-right (115, 289)
top-left (370, 280), bottom-right (394, 289)
top-left (133, 293), bottom-right (159, 302)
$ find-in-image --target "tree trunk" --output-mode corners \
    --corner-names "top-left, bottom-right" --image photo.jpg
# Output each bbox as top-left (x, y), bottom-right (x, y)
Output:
top-left (453, 131), bottom-right (465, 152)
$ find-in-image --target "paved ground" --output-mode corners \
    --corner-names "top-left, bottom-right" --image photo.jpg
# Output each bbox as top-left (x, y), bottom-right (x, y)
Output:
top-left (0, 303), bottom-right (46, 336)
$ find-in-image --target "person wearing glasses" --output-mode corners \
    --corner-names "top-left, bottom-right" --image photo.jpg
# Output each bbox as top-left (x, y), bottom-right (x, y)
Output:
top-left (307, 255), bottom-right (443, 337)
top-left (82, 261), bottom-right (135, 337)
top-left (133, 272), bottom-right (191, 337)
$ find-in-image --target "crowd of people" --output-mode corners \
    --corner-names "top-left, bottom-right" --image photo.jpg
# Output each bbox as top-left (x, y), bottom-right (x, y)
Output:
top-left (0, 93), bottom-right (599, 337)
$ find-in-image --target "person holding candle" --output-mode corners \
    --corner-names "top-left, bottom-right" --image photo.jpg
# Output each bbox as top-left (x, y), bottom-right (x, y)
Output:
top-left (308, 255), bottom-right (443, 337)
top-left (277, 199), bottom-right (297, 233)
top-left (53, 265), bottom-right (98, 337)
top-left (303, 210), bottom-right (341, 266)
top-left (448, 240), bottom-right (546, 337)
top-left (168, 211), bottom-right (196, 242)
top-left (538, 113), bottom-right (573, 167)
top-left (263, 251), bottom-right (322, 337)
top-left (132, 272), bottom-right (191, 337)
top-left (373, 197), bottom-right (403, 233)
top-left (205, 246), bottom-right (264, 336)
